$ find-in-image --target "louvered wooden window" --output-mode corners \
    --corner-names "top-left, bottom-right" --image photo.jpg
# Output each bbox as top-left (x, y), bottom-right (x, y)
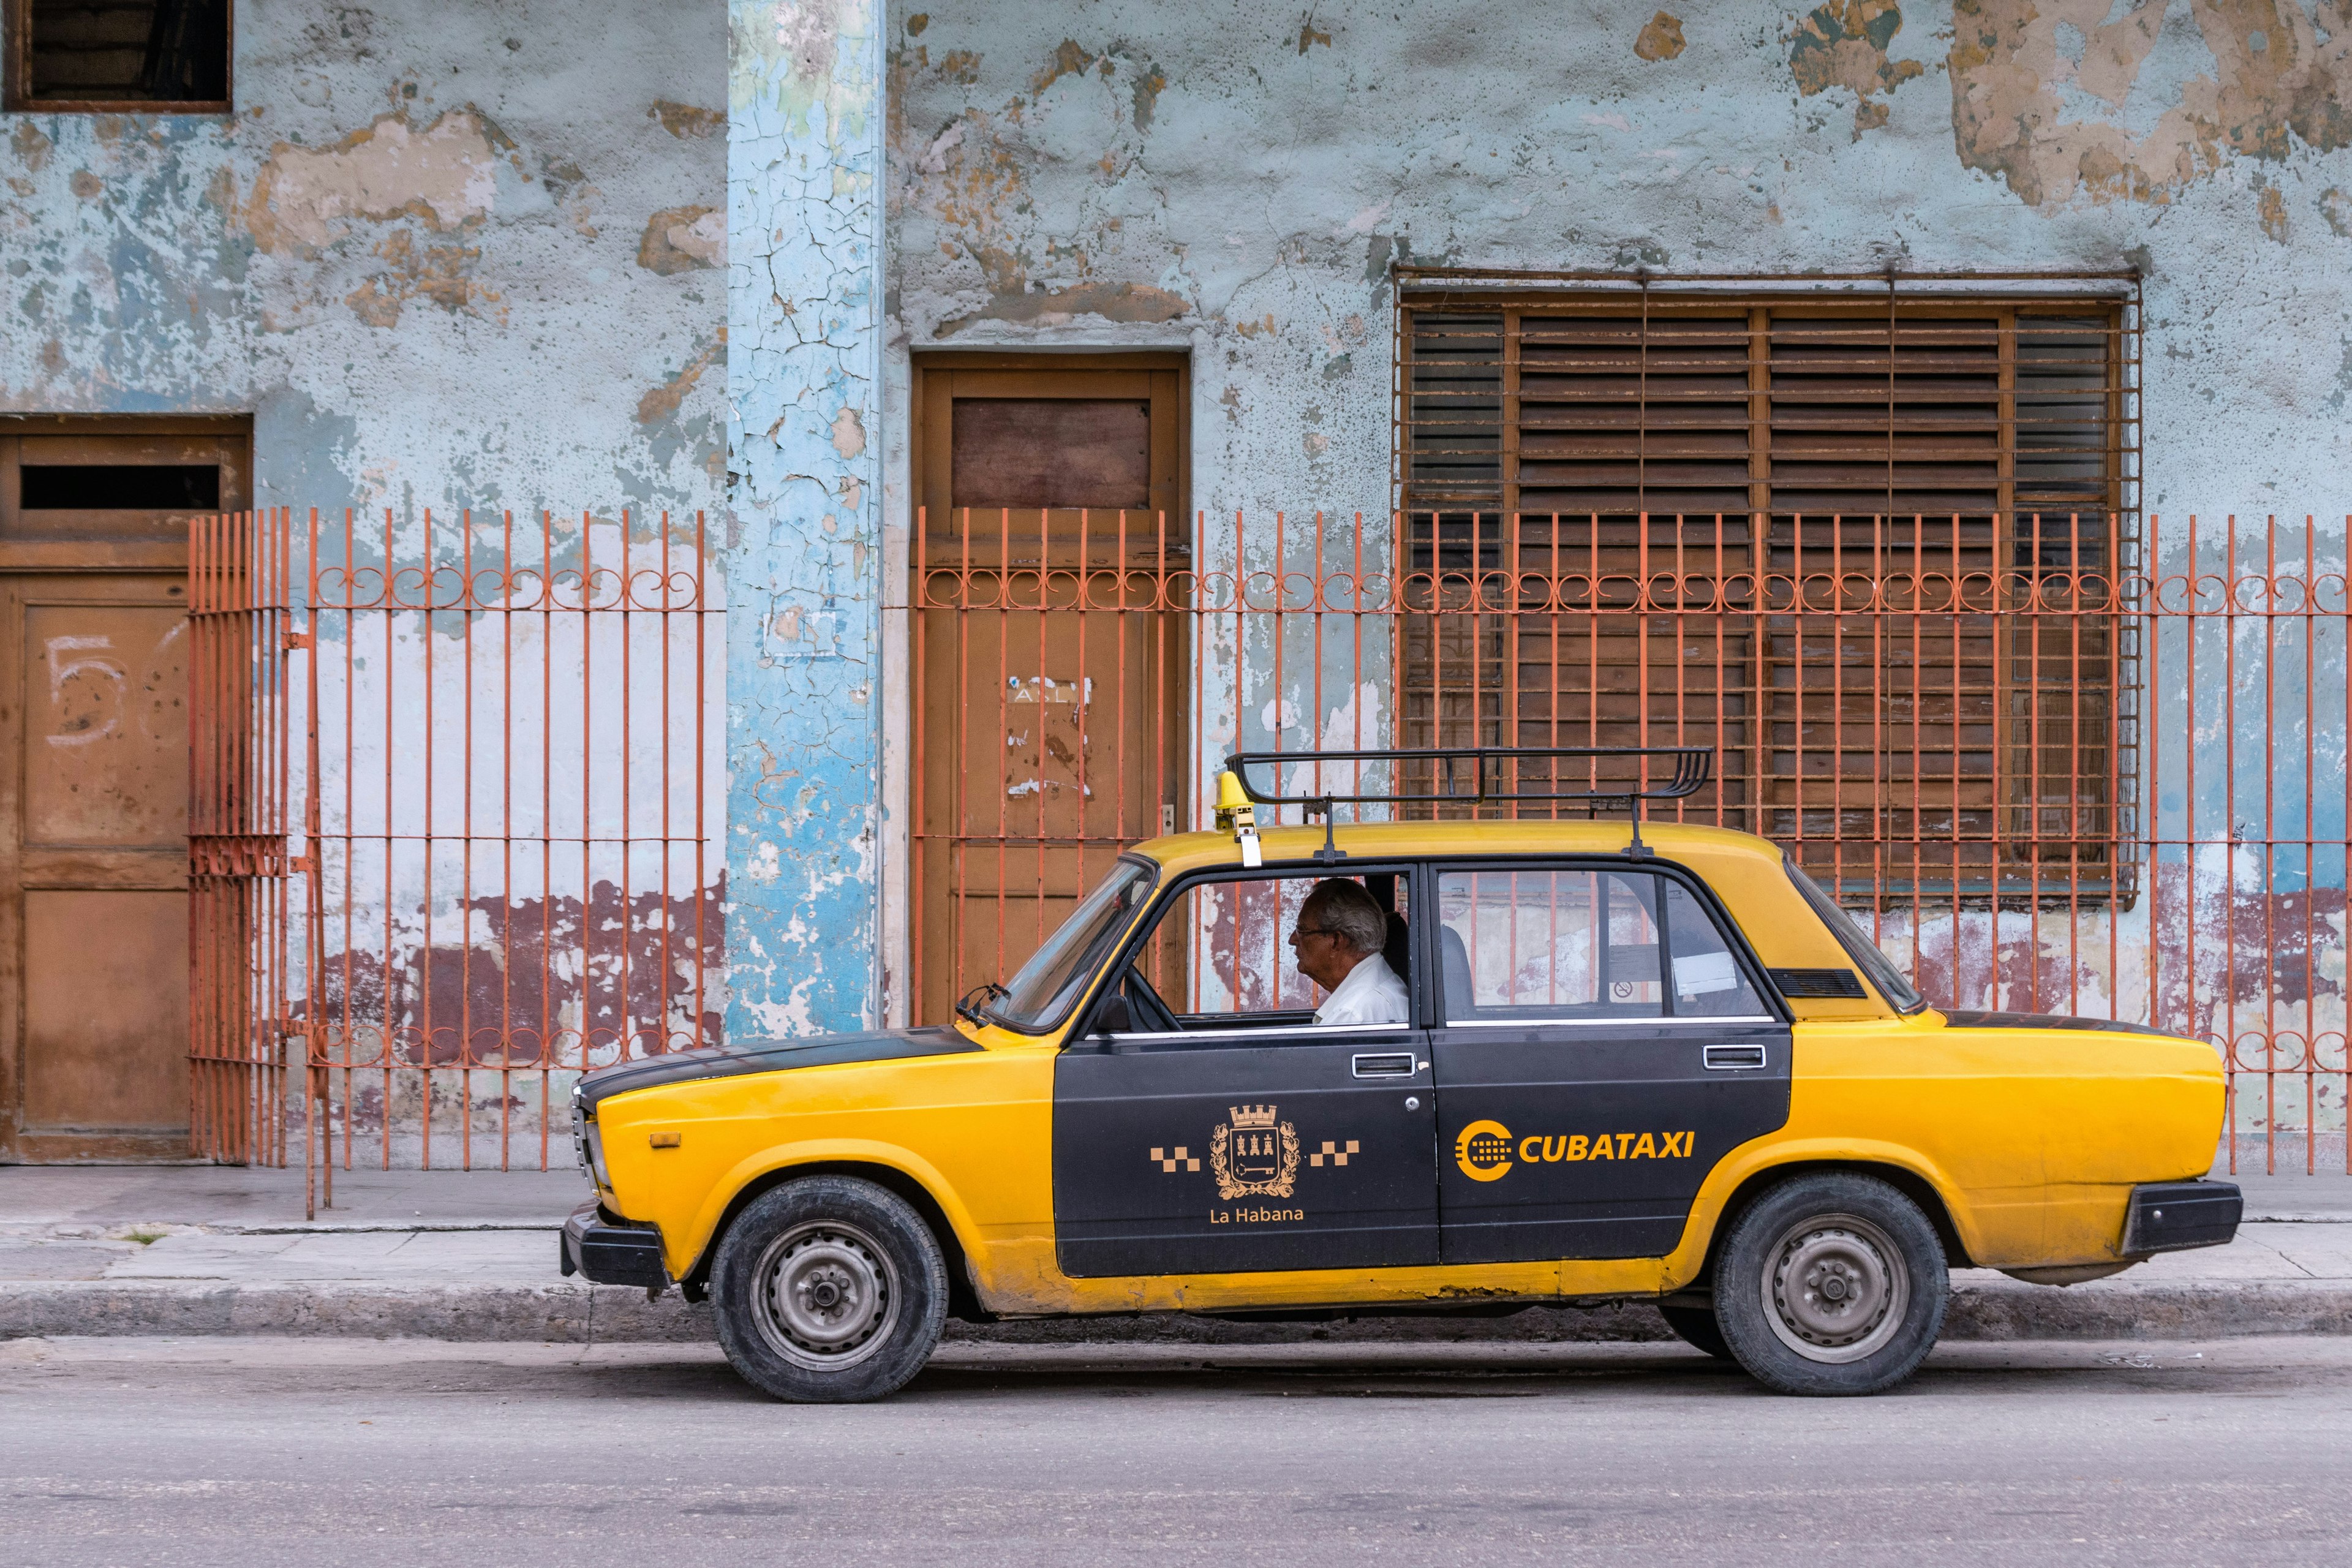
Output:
top-left (1398, 293), bottom-right (2139, 903)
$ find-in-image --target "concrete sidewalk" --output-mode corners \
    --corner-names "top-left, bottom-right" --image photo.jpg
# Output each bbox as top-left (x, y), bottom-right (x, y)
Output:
top-left (4, 1163), bottom-right (2352, 1344)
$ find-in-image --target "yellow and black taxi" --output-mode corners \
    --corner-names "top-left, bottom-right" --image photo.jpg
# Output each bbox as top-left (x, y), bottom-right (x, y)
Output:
top-left (562, 747), bottom-right (2240, 1402)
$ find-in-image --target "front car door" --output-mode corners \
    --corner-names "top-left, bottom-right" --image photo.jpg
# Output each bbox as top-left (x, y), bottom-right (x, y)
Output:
top-left (1428, 860), bottom-right (1791, 1264)
top-left (1053, 866), bottom-right (1438, 1277)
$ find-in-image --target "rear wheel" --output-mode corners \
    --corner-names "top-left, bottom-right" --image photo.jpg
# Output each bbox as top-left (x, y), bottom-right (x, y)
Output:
top-left (710, 1175), bottom-right (948, 1403)
top-left (1656, 1302), bottom-right (1732, 1361)
top-left (1713, 1172), bottom-right (1947, 1396)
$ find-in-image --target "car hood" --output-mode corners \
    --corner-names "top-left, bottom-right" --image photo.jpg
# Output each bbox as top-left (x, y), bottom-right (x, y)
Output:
top-left (575, 1027), bottom-right (978, 1114)
top-left (1936, 1009), bottom-right (2170, 1038)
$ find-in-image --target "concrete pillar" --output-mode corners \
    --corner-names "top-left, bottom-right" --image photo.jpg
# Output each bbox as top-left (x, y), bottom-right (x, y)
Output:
top-left (723, 0), bottom-right (886, 1038)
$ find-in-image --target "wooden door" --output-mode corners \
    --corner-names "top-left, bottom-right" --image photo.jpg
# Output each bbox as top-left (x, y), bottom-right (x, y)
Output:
top-left (911, 358), bottom-right (1188, 1026)
top-left (0, 420), bottom-right (246, 1161)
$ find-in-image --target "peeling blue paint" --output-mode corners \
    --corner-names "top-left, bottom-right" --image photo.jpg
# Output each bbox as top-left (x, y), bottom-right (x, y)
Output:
top-left (725, 0), bottom-right (887, 1037)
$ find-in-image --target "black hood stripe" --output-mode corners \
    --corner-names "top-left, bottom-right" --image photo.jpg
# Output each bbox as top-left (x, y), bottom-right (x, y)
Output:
top-left (577, 1028), bottom-right (978, 1112)
top-left (1938, 1009), bottom-right (2171, 1038)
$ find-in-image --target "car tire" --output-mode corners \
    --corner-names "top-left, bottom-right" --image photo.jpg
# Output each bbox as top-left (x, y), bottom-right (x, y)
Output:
top-left (710, 1175), bottom-right (949, 1404)
top-left (1656, 1302), bottom-right (1733, 1361)
top-left (1713, 1172), bottom-right (1948, 1396)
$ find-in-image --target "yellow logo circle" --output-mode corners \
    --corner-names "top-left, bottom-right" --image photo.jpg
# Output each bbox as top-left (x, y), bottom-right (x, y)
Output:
top-left (1455, 1119), bottom-right (1513, 1182)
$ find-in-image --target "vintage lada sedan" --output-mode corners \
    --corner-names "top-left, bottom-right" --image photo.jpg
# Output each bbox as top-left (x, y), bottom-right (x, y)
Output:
top-left (562, 749), bottom-right (2239, 1402)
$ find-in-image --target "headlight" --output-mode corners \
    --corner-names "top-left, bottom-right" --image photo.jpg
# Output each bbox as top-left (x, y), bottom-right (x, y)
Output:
top-left (582, 1120), bottom-right (610, 1189)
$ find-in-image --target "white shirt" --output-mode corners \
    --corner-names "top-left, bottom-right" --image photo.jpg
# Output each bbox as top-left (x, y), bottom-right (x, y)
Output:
top-left (1313, 952), bottom-right (1411, 1027)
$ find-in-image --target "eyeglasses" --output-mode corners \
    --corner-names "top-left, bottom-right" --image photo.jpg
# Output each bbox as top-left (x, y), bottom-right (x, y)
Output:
top-left (1292, 925), bottom-right (1338, 941)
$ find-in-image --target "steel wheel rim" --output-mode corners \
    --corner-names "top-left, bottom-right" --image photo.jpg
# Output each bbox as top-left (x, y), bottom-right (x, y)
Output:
top-left (750, 1219), bottom-right (899, 1371)
top-left (1762, 1211), bottom-right (1909, 1365)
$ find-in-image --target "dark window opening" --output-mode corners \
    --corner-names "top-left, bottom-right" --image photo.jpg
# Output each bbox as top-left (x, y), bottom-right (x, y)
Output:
top-left (20, 464), bottom-right (221, 510)
top-left (15, 0), bottom-right (230, 107)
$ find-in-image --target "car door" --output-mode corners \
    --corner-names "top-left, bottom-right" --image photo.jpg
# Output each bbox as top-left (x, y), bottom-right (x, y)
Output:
top-left (1053, 865), bottom-right (1439, 1278)
top-left (1428, 860), bottom-right (1791, 1264)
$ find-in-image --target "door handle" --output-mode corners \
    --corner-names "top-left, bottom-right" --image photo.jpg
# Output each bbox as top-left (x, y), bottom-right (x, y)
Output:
top-left (1703, 1044), bottom-right (1768, 1071)
top-left (1352, 1052), bottom-right (1416, 1079)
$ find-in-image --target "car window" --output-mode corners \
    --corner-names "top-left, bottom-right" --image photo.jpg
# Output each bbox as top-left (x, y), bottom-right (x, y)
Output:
top-left (1436, 867), bottom-right (1764, 1023)
top-left (1105, 870), bottom-right (1412, 1035)
top-left (1659, 878), bottom-right (1768, 1017)
top-left (990, 858), bottom-right (1156, 1031)
top-left (1783, 857), bottom-right (1926, 1012)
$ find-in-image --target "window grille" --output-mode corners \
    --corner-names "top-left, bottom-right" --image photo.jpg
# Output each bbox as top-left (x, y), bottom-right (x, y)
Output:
top-left (1395, 279), bottom-right (2141, 903)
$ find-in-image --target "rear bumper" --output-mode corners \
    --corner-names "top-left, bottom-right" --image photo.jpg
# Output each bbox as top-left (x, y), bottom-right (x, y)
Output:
top-left (559, 1199), bottom-right (669, 1289)
top-left (2124, 1180), bottom-right (2242, 1255)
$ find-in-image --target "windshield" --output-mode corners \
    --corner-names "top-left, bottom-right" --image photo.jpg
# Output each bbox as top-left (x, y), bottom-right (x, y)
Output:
top-left (987, 858), bottom-right (1158, 1031)
top-left (1783, 858), bottom-right (1927, 1014)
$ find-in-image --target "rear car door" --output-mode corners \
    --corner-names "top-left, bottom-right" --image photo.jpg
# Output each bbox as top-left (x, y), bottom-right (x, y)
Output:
top-left (1054, 866), bottom-right (1439, 1277)
top-left (1428, 861), bottom-right (1790, 1264)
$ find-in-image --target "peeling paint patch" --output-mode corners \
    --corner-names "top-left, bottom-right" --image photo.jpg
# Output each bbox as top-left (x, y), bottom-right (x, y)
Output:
top-left (638, 203), bottom-right (724, 273)
top-left (829, 404), bottom-right (867, 459)
top-left (649, 100), bottom-right (723, 138)
top-left (941, 277), bottom-right (1189, 334)
top-left (245, 108), bottom-right (508, 255)
top-left (1130, 62), bottom-right (1168, 129)
top-left (638, 331), bottom-right (724, 426)
top-left (10, 121), bottom-right (52, 172)
top-left (2323, 186), bottom-right (2352, 237)
top-left (2260, 181), bottom-right (2290, 241)
top-left (1950, 0), bottom-right (2352, 209)
top-left (1790, 0), bottom-right (1925, 136)
top-left (1031, 38), bottom-right (1096, 94)
top-left (1634, 11), bottom-right (1686, 63)
top-left (344, 230), bottom-right (503, 328)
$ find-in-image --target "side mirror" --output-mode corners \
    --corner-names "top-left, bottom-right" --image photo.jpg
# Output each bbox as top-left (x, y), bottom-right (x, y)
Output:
top-left (1090, 991), bottom-right (1134, 1036)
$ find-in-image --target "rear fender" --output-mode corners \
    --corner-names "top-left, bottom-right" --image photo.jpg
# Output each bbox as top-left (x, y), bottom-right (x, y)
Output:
top-left (1665, 1137), bottom-right (1983, 1290)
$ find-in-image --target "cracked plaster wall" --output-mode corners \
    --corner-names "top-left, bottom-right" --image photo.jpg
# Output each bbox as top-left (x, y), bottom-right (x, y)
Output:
top-left (725, 0), bottom-right (887, 1038)
top-left (883, 1), bottom-right (2352, 526)
top-left (1, 1), bottom-right (726, 517)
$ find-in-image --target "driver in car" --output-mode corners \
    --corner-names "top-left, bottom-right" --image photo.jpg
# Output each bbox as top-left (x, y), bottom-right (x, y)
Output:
top-left (1288, 880), bottom-right (1411, 1027)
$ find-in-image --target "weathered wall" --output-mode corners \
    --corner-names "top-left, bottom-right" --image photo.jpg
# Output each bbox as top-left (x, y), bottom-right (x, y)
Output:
top-left (1, 2), bottom-right (728, 1164)
top-left (884, 0), bottom-right (2351, 514)
top-left (1, 0), bottom-right (726, 514)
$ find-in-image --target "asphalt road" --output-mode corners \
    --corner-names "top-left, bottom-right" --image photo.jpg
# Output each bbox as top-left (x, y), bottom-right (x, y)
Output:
top-left (5, 1335), bottom-right (2351, 1566)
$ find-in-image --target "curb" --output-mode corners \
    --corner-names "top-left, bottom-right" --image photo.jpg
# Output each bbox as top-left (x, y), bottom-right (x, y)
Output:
top-left (5, 1278), bottom-right (2351, 1344)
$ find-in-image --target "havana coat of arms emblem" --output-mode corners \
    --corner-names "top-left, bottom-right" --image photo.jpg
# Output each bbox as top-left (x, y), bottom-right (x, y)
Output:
top-left (1210, 1104), bottom-right (1298, 1200)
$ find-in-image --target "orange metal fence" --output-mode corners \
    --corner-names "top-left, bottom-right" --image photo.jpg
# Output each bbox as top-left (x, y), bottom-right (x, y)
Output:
top-left (190, 507), bottom-right (2351, 1178)
top-left (184, 508), bottom-right (719, 1190)
top-left (909, 508), bottom-right (2352, 1174)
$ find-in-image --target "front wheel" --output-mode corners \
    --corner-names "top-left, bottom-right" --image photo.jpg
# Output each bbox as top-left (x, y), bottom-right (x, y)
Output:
top-left (1713, 1172), bottom-right (1948, 1396)
top-left (710, 1175), bottom-right (948, 1403)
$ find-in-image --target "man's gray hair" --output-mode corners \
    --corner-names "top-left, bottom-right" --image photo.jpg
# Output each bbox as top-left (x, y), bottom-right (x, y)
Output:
top-left (1300, 878), bottom-right (1388, 957)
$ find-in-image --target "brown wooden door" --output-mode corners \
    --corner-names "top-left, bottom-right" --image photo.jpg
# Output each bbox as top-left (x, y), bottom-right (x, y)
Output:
top-left (0, 420), bottom-right (245, 1161)
top-left (911, 358), bottom-right (1188, 1026)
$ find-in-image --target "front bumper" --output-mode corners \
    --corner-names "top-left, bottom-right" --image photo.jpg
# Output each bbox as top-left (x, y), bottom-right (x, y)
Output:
top-left (2124, 1180), bottom-right (2243, 1255)
top-left (559, 1199), bottom-right (669, 1289)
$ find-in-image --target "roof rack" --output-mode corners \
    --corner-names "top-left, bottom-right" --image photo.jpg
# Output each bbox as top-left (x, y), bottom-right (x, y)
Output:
top-left (1219, 745), bottom-right (1712, 862)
